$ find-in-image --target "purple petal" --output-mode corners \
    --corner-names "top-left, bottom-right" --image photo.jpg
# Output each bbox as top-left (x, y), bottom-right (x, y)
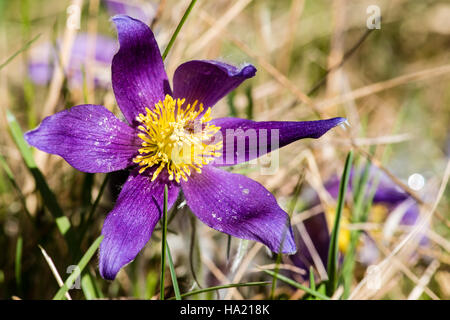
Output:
top-left (173, 60), bottom-right (256, 109)
top-left (181, 165), bottom-right (296, 254)
top-left (104, 0), bottom-right (155, 25)
top-left (289, 213), bottom-right (330, 277)
top-left (99, 170), bottom-right (179, 280)
top-left (371, 177), bottom-right (409, 204)
top-left (358, 233), bottom-right (380, 265)
top-left (111, 15), bottom-right (171, 125)
top-left (71, 33), bottom-right (118, 64)
top-left (400, 204), bottom-right (420, 226)
top-left (325, 168), bottom-right (410, 205)
top-left (323, 175), bottom-right (342, 199)
top-left (211, 117), bottom-right (346, 166)
top-left (24, 105), bottom-right (139, 173)
top-left (28, 62), bottom-right (53, 85)
top-left (28, 34), bottom-right (117, 87)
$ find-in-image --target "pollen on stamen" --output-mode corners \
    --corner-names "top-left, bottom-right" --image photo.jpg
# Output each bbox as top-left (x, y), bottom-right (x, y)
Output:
top-left (133, 94), bottom-right (222, 183)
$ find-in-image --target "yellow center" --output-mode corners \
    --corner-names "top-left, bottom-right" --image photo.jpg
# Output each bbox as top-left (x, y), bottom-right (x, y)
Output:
top-left (325, 206), bottom-right (351, 253)
top-left (133, 94), bottom-right (223, 183)
top-left (325, 203), bottom-right (389, 253)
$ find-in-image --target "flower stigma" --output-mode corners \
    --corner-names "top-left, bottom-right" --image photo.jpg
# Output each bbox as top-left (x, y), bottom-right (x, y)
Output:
top-left (133, 95), bottom-right (222, 183)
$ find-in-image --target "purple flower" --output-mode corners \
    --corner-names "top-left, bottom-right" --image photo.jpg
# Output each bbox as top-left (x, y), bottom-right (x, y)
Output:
top-left (28, 33), bottom-right (118, 88)
top-left (24, 15), bottom-right (345, 280)
top-left (104, 0), bottom-right (156, 25)
top-left (288, 166), bottom-right (423, 281)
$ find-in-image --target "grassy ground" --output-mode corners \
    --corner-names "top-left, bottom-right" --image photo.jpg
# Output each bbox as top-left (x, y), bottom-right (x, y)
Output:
top-left (0, 0), bottom-right (449, 300)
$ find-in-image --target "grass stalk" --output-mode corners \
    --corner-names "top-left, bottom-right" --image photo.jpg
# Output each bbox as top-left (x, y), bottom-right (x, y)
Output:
top-left (160, 185), bottom-right (168, 300)
top-left (53, 235), bottom-right (103, 300)
top-left (326, 151), bottom-right (353, 296)
top-left (161, 0), bottom-right (197, 60)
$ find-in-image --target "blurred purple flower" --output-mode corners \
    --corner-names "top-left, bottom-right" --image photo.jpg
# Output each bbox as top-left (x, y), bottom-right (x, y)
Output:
top-left (289, 166), bottom-right (424, 281)
top-left (104, 0), bottom-right (156, 25)
top-left (24, 15), bottom-right (345, 280)
top-left (28, 33), bottom-right (118, 88)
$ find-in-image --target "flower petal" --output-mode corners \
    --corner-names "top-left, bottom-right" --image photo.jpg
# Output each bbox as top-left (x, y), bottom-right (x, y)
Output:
top-left (172, 60), bottom-right (256, 109)
top-left (111, 15), bottom-right (171, 125)
top-left (324, 168), bottom-right (411, 205)
top-left (105, 0), bottom-right (155, 25)
top-left (358, 233), bottom-right (380, 265)
top-left (28, 62), bottom-right (53, 85)
top-left (99, 170), bottom-right (179, 280)
top-left (28, 34), bottom-right (118, 88)
top-left (288, 213), bottom-right (330, 278)
top-left (24, 105), bottom-right (139, 173)
top-left (181, 165), bottom-right (296, 254)
top-left (211, 117), bottom-right (346, 166)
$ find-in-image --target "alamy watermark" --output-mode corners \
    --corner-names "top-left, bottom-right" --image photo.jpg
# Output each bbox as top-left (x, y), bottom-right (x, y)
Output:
top-left (366, 5), bottom-right (381, 30)
top-left (66, 265), bottom-right (81, 289)
top-left (66, 4), bottom-right (81, 30)
top-left (169, 127), bottom-right (281, 176)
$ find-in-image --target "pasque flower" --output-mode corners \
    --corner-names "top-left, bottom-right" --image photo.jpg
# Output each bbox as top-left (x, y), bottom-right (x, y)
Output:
top-left (28, 1), bottom-right (152, 88)
top-left (104, 0), bottom-right (155, 24)
top-left (29, 33), bottom-right (118, 88)
top-left (25, 15), bottom-right (345, 280)
top-left (288, 166), bottom-right (424, 281)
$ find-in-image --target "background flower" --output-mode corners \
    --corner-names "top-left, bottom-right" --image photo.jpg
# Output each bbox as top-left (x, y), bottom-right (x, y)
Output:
top-left (287, 166), bottom-right (427, 283)
top-left (28, 33), bottom-right (117, 88)
top-left (103, 0), bottom-right (156, 25)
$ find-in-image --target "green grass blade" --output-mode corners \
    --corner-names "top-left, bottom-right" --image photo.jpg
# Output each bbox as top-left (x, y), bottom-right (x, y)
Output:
top-left (161, 0), bottom-right (197, 60)
top-left (6, 109), bottom-right (72, 236)
top-left (7, 109), bottom-right (37, 168)
top-left (53, 235), bottom-right (104, 300)
top-left (270, 250), bottom-right (283, 299)
top-left (15, 236), bottom-right (23, 290)
top-left (81, 173), bottom-right (94, 212)
top-left (306, 266), bottom-right (317, 300)
top-left (145, 271), bottom-right (158, 299)
top-left (0, 154), bottom-right (32, 220)
top-left (226, 235), bottom-right (232, 260)
top-left (326, 150), bottom-right (353, 296)
top-left (81, 273), bottom-right (98, 300)
top-left (227, 90), bottom-right (238, 117)
top-left (353, 158), bottom-right (372, 221)
top-left (245, 85), bottom-right (253, 120)
top-left (166, 243), bottom-right (181, 300)
top-left (88, 269), bottom-right (105, 299)
top-left (341, 158), bottom-right (371, 298)
top-left (23, 77), bottom-right (37, 129)
top-left (188, 215), bottom-right (202, 289)
top-left (20, 0), bottom-right (37, 129)
top-left (78, 173), bottom-right (110, 243)
top-left (262, 270), bottom-right (330, 300)
top-left (309, 266), bottom-right (316, 291)
top-left (0, 154), bottom-right (13, 181)
top-left (170, 282), bottom-right (271, 300)
top-left (160, 185), bottom-right (168, 300)
top-left (0, 34), bottom-right (41, 71)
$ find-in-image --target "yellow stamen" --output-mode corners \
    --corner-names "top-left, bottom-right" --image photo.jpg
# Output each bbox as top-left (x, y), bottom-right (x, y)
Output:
top-left (133, 94), bottom-right (222, 183)
top-left (325, 206), bottom-right (351, 254)
top-left (325, 203), bottom-right (389, 254)
top-left (370, 204), bottom-right (389, 223)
